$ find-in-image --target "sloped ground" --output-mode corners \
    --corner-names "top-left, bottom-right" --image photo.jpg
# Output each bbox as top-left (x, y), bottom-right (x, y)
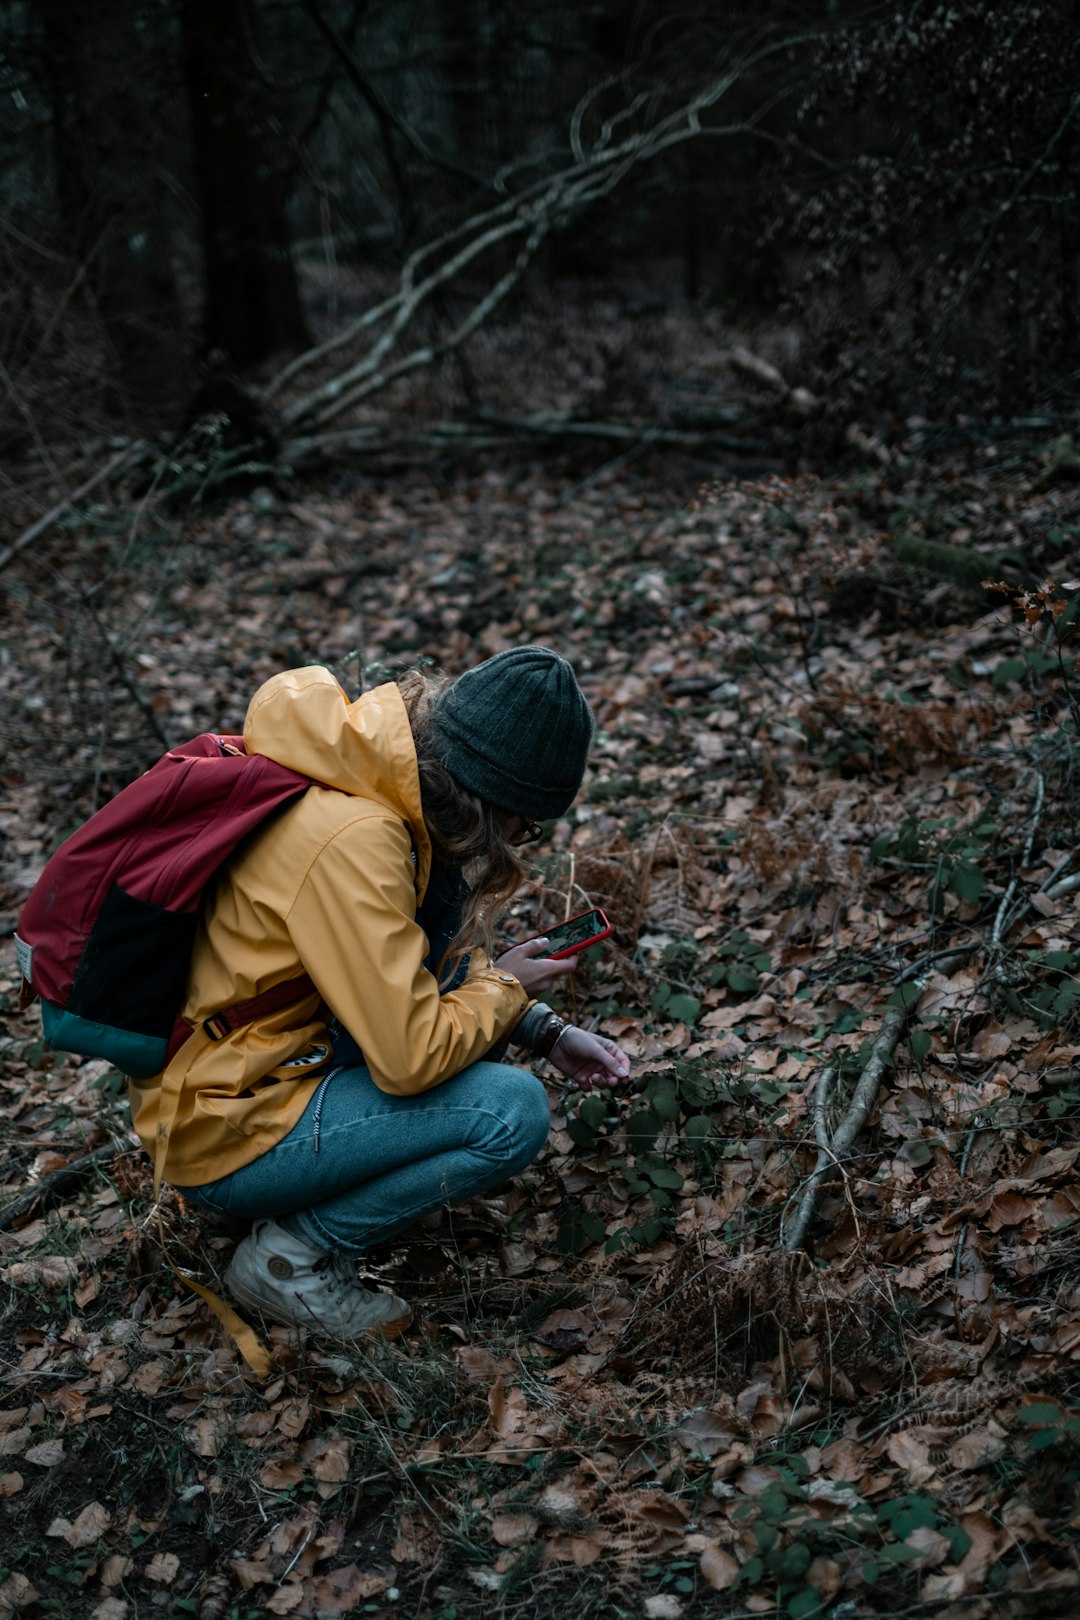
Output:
top-left (1, 440), bottom-right (1079, 1620)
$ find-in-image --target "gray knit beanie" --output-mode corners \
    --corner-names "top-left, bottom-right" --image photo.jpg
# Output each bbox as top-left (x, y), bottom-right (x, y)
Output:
top-left (430, 646), bottom-right (595, 819)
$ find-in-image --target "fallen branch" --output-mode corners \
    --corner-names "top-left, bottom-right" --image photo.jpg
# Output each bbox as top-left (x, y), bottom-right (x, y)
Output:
top-left (269, 34), bottom-right (819, 434)
top-left (0, 443), bottom-right (147, 571)
top-left (0, 1140), bottom-right (129, 1231)
top-left (282, 411), bottom-right (769, 469)
top-left (780, 1003), bottom-right (910, 1252)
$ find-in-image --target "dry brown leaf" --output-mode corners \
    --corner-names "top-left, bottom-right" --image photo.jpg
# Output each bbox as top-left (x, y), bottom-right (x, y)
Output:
top-left (300, 1433), bottom-right (349, 1483)
top-left (233, 1410), bottom-right (275, 1440)
top-left (50, 1387), bottom-right (88, 1423)
top-left (23, 1439), bottom-right (64, 1468)
top-left (677, 1410), bottom-right (737, 1458)
top-left (921, 1571), bottom-right (967, 1603)
top-left (259, 1458), bottom-right (306, 1490)
top-left (311, 1564), bottom-right (389, 1611)
top-left (544, 1530), bottom-right (610, 1566)
top-left (99, 1555), bottom-right (133, 1589)
top-left (948, 1429), bottom-right (1006, 1471)
top-left (144, 1552), bottom-right (179, 1584)
top-left (185, 1417), bottom-right (222, 1458)
top-left (699, 1543), bottom-right (739, 1590)
top-left (268, 1510), bottom-right (319, 1559)
top-left (47, 1500), bottom-right (112, 1548)
top-left (129, 1361), bottom-right (168, 1396)
top-left (391, 1511), bottom-right (434, 1564)
top-left (0, 1474), bottom-right (23, 1497)
top-left (734, 1464), bottom-right (784, 1495)
top-left (533, 1308), bottom-right (592, 1350)
top-left (904, 1524), bottom-right (952, 1570)
top-left (805, 1556), bottom-right (842, 1600)
top-left (75, 1274), bottom-right (101, 1307)
top-left (0, 1429), bottom-right (30, 1458)
top-left (970, 1027), bottom-right (1013, 1059)
top-left (488, 1376), bottom-right (528, 1439)
top-left (264, 1581), bottom-right (305, 1615)
top-left (0, 1572), bottom-right (39, 1614)
top-left (986, 1190), bottom-right (1038, 1230)
top-left (1047, 1321), bottom-right (1080, 1358)
top-left (885, 1431), bottom-right (935, 1484)
top-left (456, 1342), bottom-right (504, 1382)
top-left (955, 1511), bottom-right (1003, 1590)
top-left (492, 1512), bottom-right (539, 1546)
top-left (2, 1256), bottom-right (78, 1288)
top-left (88, 1602), bottom-right (129, 1620)
top-left (230, 1559), bottom-right (273, 1590)
top-left (275, 1398), bottom-right (310, 1439)
top-left (643, 1596), bottom-right (684, 1619)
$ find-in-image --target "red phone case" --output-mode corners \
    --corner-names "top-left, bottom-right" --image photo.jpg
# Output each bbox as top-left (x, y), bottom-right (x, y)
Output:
top-left (534, 908), bottom-right (612, 959)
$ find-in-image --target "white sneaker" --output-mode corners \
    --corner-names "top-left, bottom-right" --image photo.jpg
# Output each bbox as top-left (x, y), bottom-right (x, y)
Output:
top-left (224, 1220), bottom-right (411, 1340)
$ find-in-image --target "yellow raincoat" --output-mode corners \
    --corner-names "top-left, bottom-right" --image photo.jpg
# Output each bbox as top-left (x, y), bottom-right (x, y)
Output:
top-left (129, 667), bottom-right (530, 1185)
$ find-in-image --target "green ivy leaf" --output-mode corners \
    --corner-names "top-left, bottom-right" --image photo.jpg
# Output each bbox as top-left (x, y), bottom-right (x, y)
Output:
top-left (579, 1094), bottom-right (608, 1131)
top-left (909, 1028), bottom-right (933, 1061)
top-left (787, 1588), bottom-right (824, 1619)
top-left (778, 1544), bottom-right (812, 1582)
top-left (1018, 1402), bottom-right (1067, 1425)
top-left (880, 1494), bottom-right (937, 1537)
top-left (728, 964), bottom-right (762, 993)
top-left (626, 1107), bottom-right (662, 1153)
top-left (949, 859), bottom-right (985, 902)
top-left (566, 1116), bottom-right (598, 1147)
top-left (638, 1155), bottom-right (684, 1190)
top-left (650, 1078), bottom-right (680, 1121)
top-left (666, 992), bottom-right (702, 1024)
top-left (992, 656), bottom-right (1027, 686)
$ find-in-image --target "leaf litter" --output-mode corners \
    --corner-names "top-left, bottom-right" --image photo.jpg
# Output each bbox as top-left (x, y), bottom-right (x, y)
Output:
top-left (1, 444), bottom-right (1079, 1616)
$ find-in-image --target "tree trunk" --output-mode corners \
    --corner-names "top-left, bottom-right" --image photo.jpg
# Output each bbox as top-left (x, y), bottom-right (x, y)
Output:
top-left (180, 0), bottom-right (311, 367)
top-left (37, 0), bottom-right (192, 422)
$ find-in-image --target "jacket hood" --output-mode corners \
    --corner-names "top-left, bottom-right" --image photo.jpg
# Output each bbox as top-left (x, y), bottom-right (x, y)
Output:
top-left (243, 666), bottom-right (432, 896)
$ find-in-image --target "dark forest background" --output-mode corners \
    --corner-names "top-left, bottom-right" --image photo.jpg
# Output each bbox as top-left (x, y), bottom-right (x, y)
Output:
top-left (5, 11), bottom-right (1080, 1617)
top-left (2, 0), bottom-right (1079, 510)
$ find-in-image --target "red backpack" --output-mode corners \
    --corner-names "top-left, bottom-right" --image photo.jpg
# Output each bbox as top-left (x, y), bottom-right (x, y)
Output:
top-left (16, 735), bottom-right (315, 1079)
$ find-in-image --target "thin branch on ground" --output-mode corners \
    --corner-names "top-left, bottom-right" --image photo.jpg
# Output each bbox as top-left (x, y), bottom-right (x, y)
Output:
top-left (0, 444), bottom-right (146, 570)
top-left (780, 1003), bottom-right (910, 1252)
top-left (268, 37), bottom-right (819, 433)
top-left (0, 1140), bottom-right (129, 1231)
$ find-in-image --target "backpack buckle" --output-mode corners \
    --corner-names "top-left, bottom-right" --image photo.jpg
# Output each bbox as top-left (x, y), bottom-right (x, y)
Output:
top-left (203, 1012), bottom-right (233, 1041)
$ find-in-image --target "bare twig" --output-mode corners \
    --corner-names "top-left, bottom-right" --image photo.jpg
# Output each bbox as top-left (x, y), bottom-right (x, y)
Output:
top-left (992, 768), bottom-right (1046, 953)
top-left (781, 1004), bottom-right (909, 1251)
top-left (282, 412), bottom-right (761, 469)
top-left (0, 1140), bottom-right (129, 1231)
top-left (269, 36), bottom-right (820, 432)
top-left (0, 443), bottom-right (146, 570)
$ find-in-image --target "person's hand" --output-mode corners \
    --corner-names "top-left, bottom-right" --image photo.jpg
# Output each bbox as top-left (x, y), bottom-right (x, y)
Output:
top-left (495, 937), bottom-right (578, 996)
top-left (548, 1026), bottom-right (631, 1089)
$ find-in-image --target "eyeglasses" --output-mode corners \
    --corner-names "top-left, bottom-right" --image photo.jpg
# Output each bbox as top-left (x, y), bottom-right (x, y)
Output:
top-left (508, 818), bottom-right (544, 846)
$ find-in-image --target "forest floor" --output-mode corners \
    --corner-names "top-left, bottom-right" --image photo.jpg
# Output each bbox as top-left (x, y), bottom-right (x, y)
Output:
top-left (1, 429), bottom-right (1080, 1620)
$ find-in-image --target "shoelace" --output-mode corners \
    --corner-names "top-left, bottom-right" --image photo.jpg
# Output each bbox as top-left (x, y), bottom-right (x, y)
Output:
top-left (312, 1251), bottom-right (361, 1297)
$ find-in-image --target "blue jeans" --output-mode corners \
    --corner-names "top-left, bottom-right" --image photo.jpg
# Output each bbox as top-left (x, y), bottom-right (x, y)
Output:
top-left (177, 1060), bottom-right (551, 1256)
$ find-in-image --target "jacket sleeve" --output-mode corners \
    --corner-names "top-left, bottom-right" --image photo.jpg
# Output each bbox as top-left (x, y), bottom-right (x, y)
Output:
top-left (285, 812), bottom-right (529, 1094)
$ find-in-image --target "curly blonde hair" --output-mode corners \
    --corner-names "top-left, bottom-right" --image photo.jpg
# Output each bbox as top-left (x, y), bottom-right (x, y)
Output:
top-left (397, 669), bottom-right (527, 963)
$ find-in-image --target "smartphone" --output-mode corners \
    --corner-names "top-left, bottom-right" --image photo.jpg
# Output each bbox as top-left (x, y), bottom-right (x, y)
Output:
top-left (529, 907), bottom-right (612, 959)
